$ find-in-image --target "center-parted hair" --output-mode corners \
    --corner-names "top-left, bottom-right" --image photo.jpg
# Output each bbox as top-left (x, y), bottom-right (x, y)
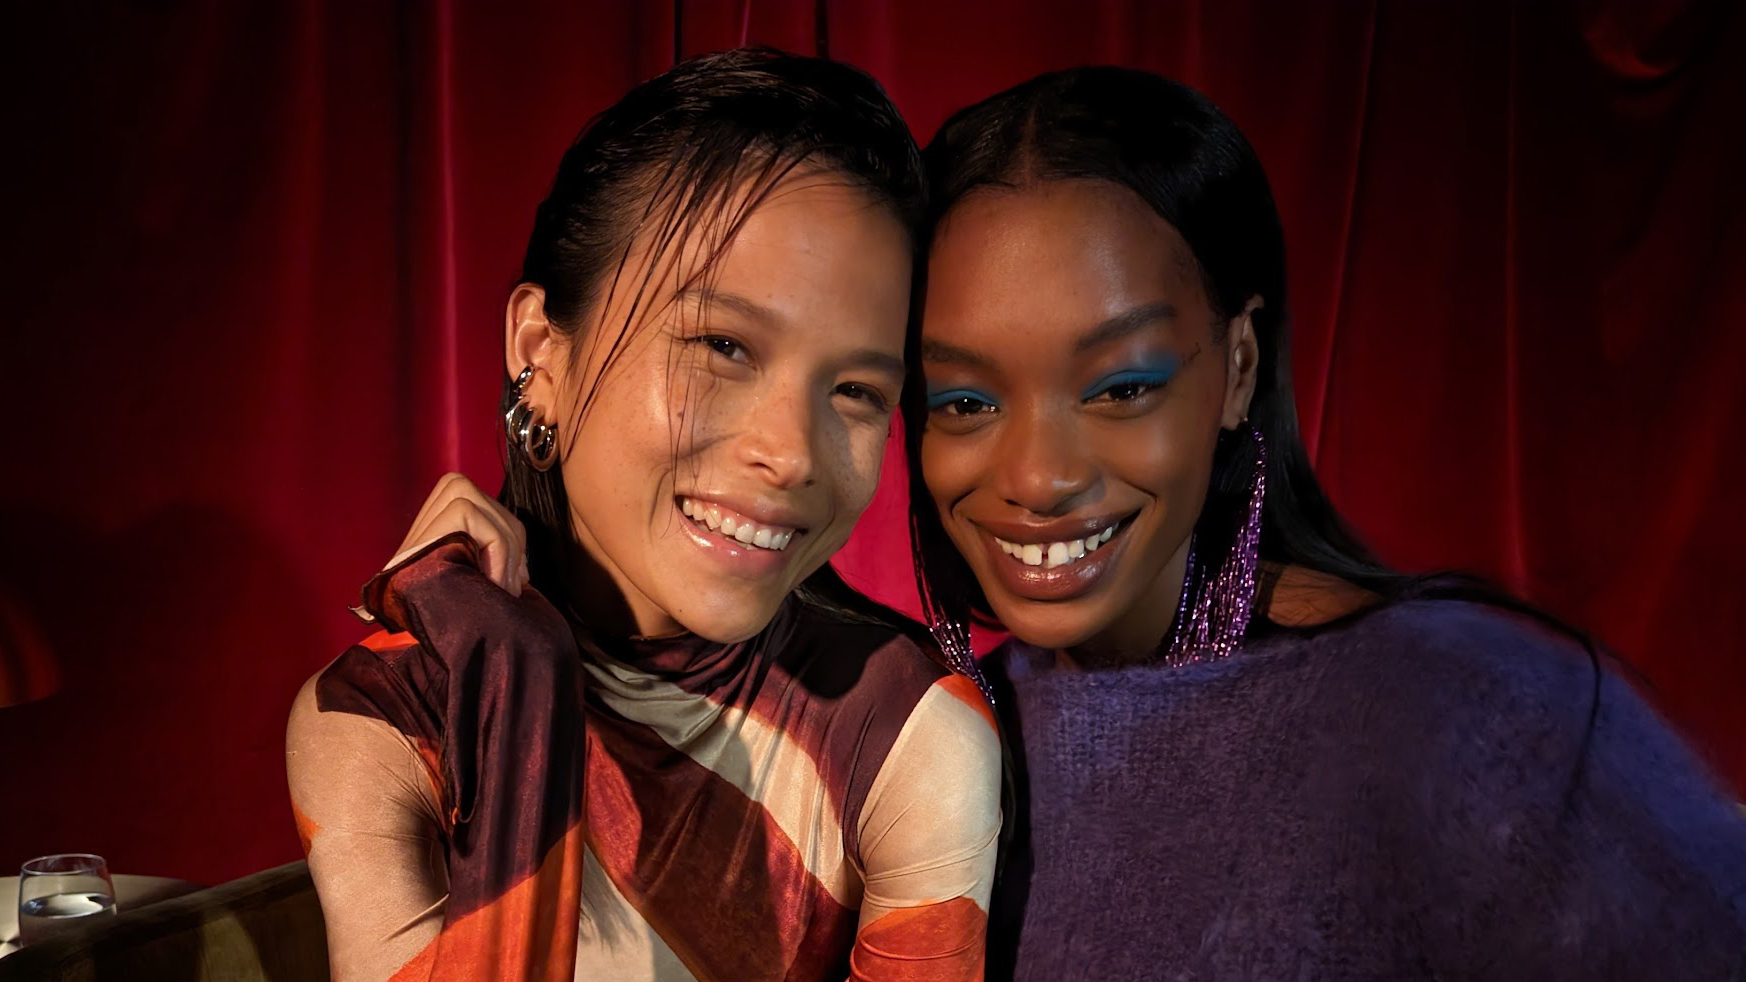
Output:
top-left (906, 65), bottom-right (1600, 682)
top-left (906, 66), bottom-right (1394, 634)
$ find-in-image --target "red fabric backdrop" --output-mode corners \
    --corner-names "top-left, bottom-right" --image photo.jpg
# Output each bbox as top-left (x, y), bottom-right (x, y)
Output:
top-left (2, 1), bottom-right (1741, 885)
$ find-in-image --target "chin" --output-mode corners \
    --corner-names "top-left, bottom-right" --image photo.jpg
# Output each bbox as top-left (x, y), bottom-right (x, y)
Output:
top-left (990, 598), bottom-right (1106, 651)
top-left (672, 593), bottom-right (788, 644)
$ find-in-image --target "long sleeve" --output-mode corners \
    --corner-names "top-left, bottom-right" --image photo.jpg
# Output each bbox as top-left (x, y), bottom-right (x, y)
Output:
top-left (287, 537), bottom-right (590, 982)
top-left (850, 674), bottom-right (1003, 982)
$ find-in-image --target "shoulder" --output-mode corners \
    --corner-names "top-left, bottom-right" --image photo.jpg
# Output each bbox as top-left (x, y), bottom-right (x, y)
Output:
top-left (1256, 568), bottom-right (1606, 719)
top-left (857, 672), bottom-right (1003, 860)
top-left (286, 630), bottom-right (445, 771)
top-left (289, 628), bottom-right (447, 743)
top-left (285, 628), bottom-right (451, 808)
top-left (778, 598), bottom-right (959, 710)
top-left (1310, 600), bottom-right (1663, 825)
top-left (286, 649), bottom-right (447, 848)
top-left (784, 601), bottom-right (997, 765)
top-left (1292, 598), bottom-right (1606, 770)
top-left (1321, 598), bottom-right (1601, 713)
top-left (1260, 563), bottom-right (1382, 627)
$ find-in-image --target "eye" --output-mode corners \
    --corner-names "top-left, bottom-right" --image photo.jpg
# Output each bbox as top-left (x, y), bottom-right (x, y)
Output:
top-left (928, 390), bottom-right (998, 416)
top-left (1091, 382), bottom-right (1156, 402)
top-left (691, 334), bottom-right (750, 363)
top-left (1083, 369), bottom-right (1174, 405)
top-left (834, 382), bottom-right (891, 413)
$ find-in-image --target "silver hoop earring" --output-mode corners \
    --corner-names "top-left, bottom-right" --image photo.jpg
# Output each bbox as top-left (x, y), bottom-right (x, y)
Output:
top-left (505, 365), bottom-right (559, 472)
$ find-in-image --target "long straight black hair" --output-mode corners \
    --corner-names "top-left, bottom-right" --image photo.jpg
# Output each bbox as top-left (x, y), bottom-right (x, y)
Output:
top-left (904, 67), bottom-right (1602, 680)
top-left (501, 47), bottom-right (927, 632)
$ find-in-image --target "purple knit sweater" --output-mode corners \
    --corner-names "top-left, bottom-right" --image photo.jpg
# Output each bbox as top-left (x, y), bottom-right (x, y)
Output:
top-left (984, 600), bottom-right (1746, 981)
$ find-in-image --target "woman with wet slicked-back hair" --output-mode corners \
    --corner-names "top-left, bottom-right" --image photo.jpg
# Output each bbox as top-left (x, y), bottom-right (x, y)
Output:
top-left (287, 49), bottom-right (999, 982)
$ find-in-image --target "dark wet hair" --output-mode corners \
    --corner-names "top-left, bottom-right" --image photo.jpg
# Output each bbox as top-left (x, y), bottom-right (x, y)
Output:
top-left (905, 67), bottom-right (1602, 703)
top-left (502, 46), bottom-right (925, 629)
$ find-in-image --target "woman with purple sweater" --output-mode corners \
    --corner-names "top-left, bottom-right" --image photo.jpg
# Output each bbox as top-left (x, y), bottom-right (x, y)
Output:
top-left (908, 67), bottom-right (1746, 981)
top-left (396, 64), bottom-right (1746, 981)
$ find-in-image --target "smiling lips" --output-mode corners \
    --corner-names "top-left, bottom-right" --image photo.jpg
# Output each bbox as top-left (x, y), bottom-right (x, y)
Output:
top-left (679, 496), bottom-right (798, 551)
top-left (993, 524), bottom-right (1119, 569)
top-left (971, 513), bottom-right (1135, 603)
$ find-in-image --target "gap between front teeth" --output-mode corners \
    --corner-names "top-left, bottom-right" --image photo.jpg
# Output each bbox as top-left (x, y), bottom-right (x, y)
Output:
top-left (679, 497), bottom-right (796, 551)
top-left (995, 526), bottom-right (1116, 568)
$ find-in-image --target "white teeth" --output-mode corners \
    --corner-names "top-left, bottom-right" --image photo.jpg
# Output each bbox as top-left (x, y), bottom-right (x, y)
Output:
top-left (994, 521), bottom-right (1124, 569)
top-left (678, 497), bottom-right (798, 552)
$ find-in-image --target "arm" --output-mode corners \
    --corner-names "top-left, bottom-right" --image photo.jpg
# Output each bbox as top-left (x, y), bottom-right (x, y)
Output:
top-left (1415, 642), bottom-right (1746, 979)
top-left (850, 675), bottom-right (1003, 982)
top-left (287, 665), bottom-right (449, 982)
top-left (296, 542), bottom-right (589, 982)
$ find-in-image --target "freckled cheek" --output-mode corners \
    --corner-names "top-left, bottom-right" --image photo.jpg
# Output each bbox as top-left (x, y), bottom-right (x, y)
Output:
top-left (658, 379), bottom-right (740, 491)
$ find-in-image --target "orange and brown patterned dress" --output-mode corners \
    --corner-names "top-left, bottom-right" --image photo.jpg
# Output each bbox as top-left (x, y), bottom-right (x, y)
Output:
top-left (286, 538), bottom-right (1000, 982)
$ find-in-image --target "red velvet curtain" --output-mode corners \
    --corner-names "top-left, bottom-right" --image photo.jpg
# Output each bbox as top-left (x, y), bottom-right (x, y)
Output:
top-left (2, 1), bottom-right (1741, 886)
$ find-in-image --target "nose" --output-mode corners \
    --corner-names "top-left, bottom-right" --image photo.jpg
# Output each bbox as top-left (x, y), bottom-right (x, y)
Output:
top-left (737, 381), bottom-right (818, 490)
top-left (991, 402), bottom-right (1098, 516)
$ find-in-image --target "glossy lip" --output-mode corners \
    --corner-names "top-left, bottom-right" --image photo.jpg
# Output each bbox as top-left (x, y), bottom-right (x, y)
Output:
top-left (974, 511), bottom-right (1135, 545)
top-left (969, 511), bottom-right (1139, 602)
top-left (672, 494), bottom-right (808, 578)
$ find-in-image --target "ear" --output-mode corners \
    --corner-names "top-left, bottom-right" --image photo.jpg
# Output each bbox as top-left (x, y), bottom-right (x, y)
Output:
top-left (505, 284), bottom-right (561, 408)
top-left (1220, 295), bottom-right (1263, 430)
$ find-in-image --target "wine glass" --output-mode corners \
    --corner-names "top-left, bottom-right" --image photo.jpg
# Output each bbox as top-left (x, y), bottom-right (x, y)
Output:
top-left (17, 854), bottom-right (117, 946)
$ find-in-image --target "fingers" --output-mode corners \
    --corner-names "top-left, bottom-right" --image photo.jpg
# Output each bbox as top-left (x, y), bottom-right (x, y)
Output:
top-left (438, 496), bottom-right (520, 592)
top-left (385, 474), bottom-right (531, 595)
top-left (398, 472), bottom-right (475, 556)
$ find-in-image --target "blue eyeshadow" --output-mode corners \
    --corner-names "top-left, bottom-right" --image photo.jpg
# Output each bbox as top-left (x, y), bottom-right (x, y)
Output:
top-left (926, 387), bottom-right (996, 410)
top-left (1081, 355), bottom-right (1181, 400)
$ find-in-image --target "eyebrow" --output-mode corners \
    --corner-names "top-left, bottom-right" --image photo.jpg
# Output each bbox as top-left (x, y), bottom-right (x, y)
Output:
top-left (846, 349), bottom-right (906, 379)
top-left (676, 287), bottom-right (777, 325)
top-left (1073, 301), bottom-right (1178, 354)
top-left (678, 287), bottom-right (905, 378)
top-left (921, 300), bottom-right (1179, 367)
top-left (920, 338), bottom-right (989, 367)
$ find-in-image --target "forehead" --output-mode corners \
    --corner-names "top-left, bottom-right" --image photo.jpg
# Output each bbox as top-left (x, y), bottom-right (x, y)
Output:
top-left (921, 179), bottom-right (1206, 346)
top-left (644, 173), bottom-right (912, 346)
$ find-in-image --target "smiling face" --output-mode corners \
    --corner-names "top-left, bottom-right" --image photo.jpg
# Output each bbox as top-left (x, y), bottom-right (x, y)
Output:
top-left (918, 178), bottom-right (1258, 657)
top-left (510, 173), bottom-right (912, 642)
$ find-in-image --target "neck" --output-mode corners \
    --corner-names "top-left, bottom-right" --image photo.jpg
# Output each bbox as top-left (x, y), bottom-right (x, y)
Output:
top-left (552, 507), bottom-right (684, 639)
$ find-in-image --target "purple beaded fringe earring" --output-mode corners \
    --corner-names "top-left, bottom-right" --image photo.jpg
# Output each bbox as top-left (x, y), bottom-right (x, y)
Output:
top-left (1162, 423), bottom-right (1268, 667)
top-left (930, 610), bottom-right (993, 705)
